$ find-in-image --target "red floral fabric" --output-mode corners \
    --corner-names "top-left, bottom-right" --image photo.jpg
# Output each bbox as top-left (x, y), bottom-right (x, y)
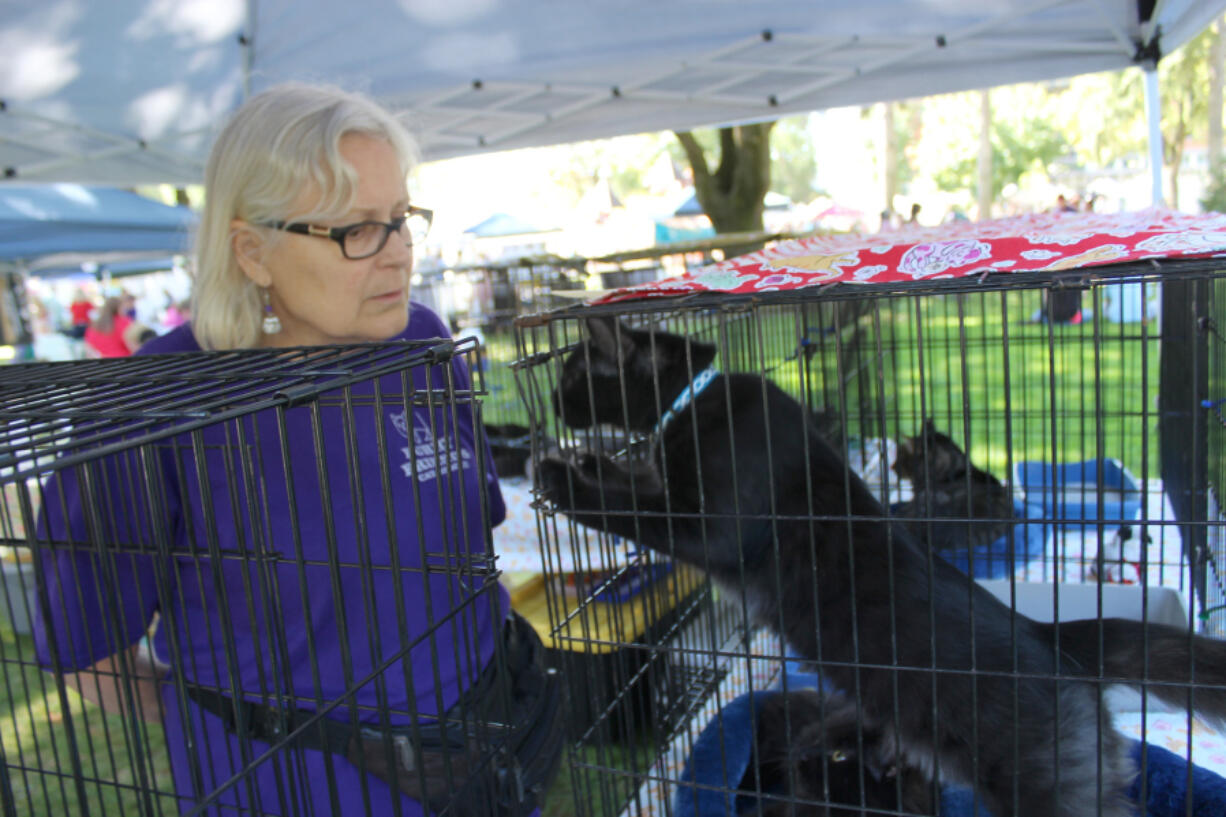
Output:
top-left (594, 207), bottom-right (1226, 305)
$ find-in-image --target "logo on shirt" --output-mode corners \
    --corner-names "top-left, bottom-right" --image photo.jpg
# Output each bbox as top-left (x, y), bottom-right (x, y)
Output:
top-left (388, 409), bottom-right (471, 482)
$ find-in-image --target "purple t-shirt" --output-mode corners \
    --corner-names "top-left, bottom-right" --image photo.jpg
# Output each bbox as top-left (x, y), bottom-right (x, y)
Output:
top-left (35, 302), bottom-right (510, 815)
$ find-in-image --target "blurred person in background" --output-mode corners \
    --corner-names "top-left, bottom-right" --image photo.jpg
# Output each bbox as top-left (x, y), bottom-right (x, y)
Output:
top-left (82, 296), bottom-right (138, 357)
top-left (67, 288), bottom-right (93, 340)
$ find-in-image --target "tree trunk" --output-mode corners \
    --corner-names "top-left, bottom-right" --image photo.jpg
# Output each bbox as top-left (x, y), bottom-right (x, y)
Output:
top-left (884, 103), bottom-right (898, 218)
top-left (903, 102), bottom-right (924, 216)
top-left (976, 89), bottom-right (993, 220)
top-left (1167, 102), bottom-right (1187, 208)
top-left (1169, 156), bottom-right (1180, 208)
top-left (1211, 16), bottom-right (1225, 179)
top-left (675, 122), bottom-right (776, 256)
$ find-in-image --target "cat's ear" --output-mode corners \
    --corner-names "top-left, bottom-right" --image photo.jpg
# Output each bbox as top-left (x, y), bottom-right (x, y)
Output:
top-left (923, 417), bottom-right (938, 435)
top-left (643, 335), bottom-right (717, 376)
top-left (585, 316), bottom-right (635, 362)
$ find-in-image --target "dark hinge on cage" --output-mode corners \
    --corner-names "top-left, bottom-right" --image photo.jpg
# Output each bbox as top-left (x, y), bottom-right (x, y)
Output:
top-left (1199, 316), bottom-right (1226, 345)
top-left (423, 340), bottom-right (457, 364)
top-left (274, 381), bottom-right (334, 408)
top-left (510, 344), bottom-right (579, 369)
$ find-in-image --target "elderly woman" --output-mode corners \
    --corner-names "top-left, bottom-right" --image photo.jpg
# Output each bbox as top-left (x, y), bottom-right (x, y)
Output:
top-left (34, 84), bottom-right (559, 817)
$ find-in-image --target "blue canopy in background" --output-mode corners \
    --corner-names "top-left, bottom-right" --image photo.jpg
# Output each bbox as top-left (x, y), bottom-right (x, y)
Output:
top-left (32, 256), bottom-right (181, 281)
top-left (0, 184), bottom-right (195, 268)
top-left (463, 213), bottom-right (557, 238)
top-left (674, 190), bottom-right (792, 217)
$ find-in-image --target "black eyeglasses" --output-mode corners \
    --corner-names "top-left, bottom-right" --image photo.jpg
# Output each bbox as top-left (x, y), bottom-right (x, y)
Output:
top-left (262, 205), bottom-right (433, 260)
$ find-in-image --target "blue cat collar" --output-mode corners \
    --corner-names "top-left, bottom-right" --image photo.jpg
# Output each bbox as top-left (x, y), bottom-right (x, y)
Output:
top-left (656, 366), bottom-right (719, 432)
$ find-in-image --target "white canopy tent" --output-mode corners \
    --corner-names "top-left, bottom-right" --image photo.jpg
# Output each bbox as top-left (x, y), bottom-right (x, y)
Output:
top-left (0, 1), bottom-right (1221, 188)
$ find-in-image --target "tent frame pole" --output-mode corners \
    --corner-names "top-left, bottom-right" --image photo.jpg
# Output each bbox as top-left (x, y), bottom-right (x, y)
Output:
top-left (1144, 66), bottom-right (1164, 205)
top-left (242, 0), bottom-right (257, 100)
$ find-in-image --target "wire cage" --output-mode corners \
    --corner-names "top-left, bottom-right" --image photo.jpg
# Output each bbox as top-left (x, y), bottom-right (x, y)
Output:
top-left (0, 339), bottom-right (525, 817)
top-left (514, 260), bottom-right (1226, 817)
top-left (412, 233), bottom-right (802, 434)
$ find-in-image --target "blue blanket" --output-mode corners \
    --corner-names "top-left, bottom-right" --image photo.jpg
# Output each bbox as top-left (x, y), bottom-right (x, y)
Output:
top-left (676, 689), bottom-right (1226, 817)
top-left (886, 498), bottom-right (1046, 579)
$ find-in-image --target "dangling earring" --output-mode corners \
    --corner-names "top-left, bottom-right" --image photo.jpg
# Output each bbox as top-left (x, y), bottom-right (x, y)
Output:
top-left (261, 288), bottom-right (282, 335)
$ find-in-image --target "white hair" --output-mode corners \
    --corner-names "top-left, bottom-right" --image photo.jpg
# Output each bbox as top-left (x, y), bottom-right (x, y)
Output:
top-left (191, 83), bottom-right (419, 350)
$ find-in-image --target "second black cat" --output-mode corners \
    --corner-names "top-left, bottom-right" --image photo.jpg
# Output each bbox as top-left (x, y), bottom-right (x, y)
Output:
top-left (742, 689), bottom-right (936, 816)
top-left (891, 419), bottom-right (1016, 551)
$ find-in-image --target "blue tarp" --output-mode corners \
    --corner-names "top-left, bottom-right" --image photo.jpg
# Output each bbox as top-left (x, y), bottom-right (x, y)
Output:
top-left (0, 184), bottom-right (195, 264)
top-left (654, 221), bottom-right (715, 244)
top-left (463, 213), bottom-right (555, 238)
top-left (674, 190), bottom-right (791, 217)
top-left (33, 256), bottom-right (180, 281)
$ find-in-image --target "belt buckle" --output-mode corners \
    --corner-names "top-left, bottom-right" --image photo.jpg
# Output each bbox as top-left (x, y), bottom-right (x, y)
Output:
top-left (257, 705), bottom-right (286, 741)
top-left (359, 728), bottom-right (417, 774)
top-left (391, 733), bottom-right (416, 773)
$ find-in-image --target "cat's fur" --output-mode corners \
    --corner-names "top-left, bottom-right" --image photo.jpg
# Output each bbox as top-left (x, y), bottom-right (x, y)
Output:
top-left (483, 421), bottom-right (534, 478)
top-left (744, 689), bottom-right (936, 816)
top-left (891, 419), bottom-right (1017, 551)
top-left (537, 317), bottom-right (1226, 817)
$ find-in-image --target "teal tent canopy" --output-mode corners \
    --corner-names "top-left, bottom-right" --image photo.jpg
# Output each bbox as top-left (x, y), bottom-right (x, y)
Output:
top-left (464, 213), bottom-right (557, 238)
top-left (0, 184), bottom-right (194, 268)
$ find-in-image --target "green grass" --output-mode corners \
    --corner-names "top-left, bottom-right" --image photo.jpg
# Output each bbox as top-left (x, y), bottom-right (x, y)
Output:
top-left (1, 619), bottom-right (176, 816)
top-left (477, 324), bottom-right (532, 428)
top-left (544, 737), bottom-right (656, 817)
top-left (503, 290), bottom-right (1161, 480)
top-left (724, 291), bottom-right (1161, 480)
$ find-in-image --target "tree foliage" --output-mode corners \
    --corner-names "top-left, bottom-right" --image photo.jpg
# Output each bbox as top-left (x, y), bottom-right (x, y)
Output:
top-left (546, 133), bottom-right (670, 204)
top-left (1059, 71), bottom-right (1145, 169)
top-left (933, 114), bottom-right (1070, 200)
top-left (769, 115), bottom-right (819, 203)
top-left (1158, 22), bottom-right (1215, 204)
top-left (1203, 166), bottom-right (1226, 213)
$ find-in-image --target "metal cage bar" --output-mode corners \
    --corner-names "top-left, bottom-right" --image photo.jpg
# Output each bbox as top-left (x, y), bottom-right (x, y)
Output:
top-left (515, 265), bottom-right (1226, 817)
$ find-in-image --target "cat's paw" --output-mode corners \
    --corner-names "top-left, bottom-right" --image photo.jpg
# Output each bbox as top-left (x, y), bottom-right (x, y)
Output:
top-left (574, 452), bottom-right (603, 476)
top-left (534, 456), bottom-right (576, 507)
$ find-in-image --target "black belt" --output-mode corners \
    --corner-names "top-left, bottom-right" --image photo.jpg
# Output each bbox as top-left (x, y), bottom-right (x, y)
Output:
top-left (183, 611), bottom-right (564, 817)
top-left (181, 658), bottom-right (491, 771)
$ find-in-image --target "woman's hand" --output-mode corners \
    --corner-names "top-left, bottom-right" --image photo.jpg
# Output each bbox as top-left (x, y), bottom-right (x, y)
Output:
top-left (61, 642), bottom-right (169, 722)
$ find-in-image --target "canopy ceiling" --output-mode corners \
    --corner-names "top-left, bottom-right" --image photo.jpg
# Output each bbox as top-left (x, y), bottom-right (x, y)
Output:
top-left (0, 1), bottom-right (1222, 185)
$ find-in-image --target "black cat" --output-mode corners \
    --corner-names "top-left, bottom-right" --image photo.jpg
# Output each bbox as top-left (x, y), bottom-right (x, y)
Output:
top-left (743, 689), bottom-right (935, 817)
top-left (891, 419), bottom-right (1016, 551)
top-left (483, 421), bottom-right (534, 478)
top-left (536, 317), bottom-right (1226, 817)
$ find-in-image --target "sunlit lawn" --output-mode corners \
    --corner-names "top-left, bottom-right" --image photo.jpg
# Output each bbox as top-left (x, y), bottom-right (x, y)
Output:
top-left (545, 737), bottom-right (656, 817)
top-left (477, 324), bottom-right (532, 428)
top-left (1, 618), bottom-right (176, 816)
top-left (732, 289), bottom-right (1161, 480)
top-left (502, 286), bottom-right (1160, 479)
